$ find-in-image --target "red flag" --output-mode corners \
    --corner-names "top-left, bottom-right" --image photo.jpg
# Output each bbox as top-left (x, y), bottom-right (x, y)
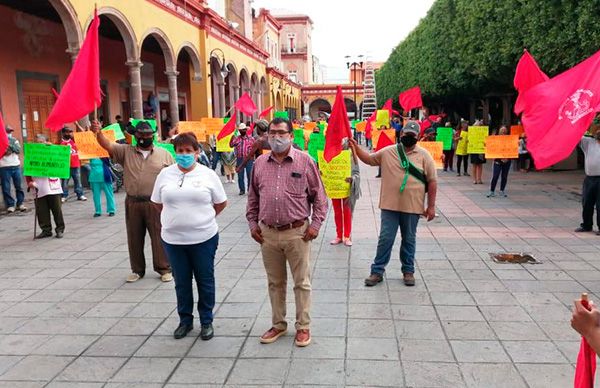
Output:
top-left (45, 10), bottom-right (101, 131)
top-left (247, 122), bottom-right (255, 136)
top-left (382, 98), bottom-right (400, 116)
top-left (365, 110), bottom-right (376, 139)
top-left (0, 111), bottom-right (8, 157)
top-left (514, 50), bottom-right (549, 114)
top-left (520, 49), bottom-right (600, 170)
top-left (259, 105), bottom-right (274, 119)
top-left (399, 86), bottom-right (423, 112)
top-left (574, 297), bottom-right (596, 388)
top-left (217, 112), bottom-right (237, 140)
top-left (234, 92), bottom-right (257, 116)
top-left (375, 131), bottom-right (394, 151)
top-left (323, 86), bottom-right (352, 162)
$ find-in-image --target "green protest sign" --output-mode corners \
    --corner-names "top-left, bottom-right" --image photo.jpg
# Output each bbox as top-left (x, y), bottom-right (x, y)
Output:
top-left (293, 129), bottom-right (305, 150)
top-left (436, 127), bottom-right (454, 151)
top-left (154, 142), bottom-right (176, 158)
top-left (102, 123), bottom-right (125, 140)
top-left (274, 111), bottom-right (289, 119)
top-left (23, 143), bottom-right (71, 178)
top-left (308, 132), bottom-right (325, 161)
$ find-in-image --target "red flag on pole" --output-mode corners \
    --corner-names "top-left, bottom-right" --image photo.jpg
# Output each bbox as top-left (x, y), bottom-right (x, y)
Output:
top-left (323, 86), bottom-right (352, 162)
top-left (365, 110), bottom-right (376, 139)
top-left (520, 48), bottom-right (600, 170)
top-left (574, 294), bottom-right (596, 388)
top-left (45, 10), bottom-right (101, 131)
top-left (382, 98), bottom-right (400, 116)
top-left (399, 86), bottom-right (423, 112)
top-left (259, 105), bottom-right (274, 119)
top-left (375, 131), bottom-right (394, 151)
top-left (217, 112), bottom-right (237, 140)
top-left (514, 50), bottom-right (549, 114)
top-left (234, 92), bottom-right (257, 116)
top-left (0, 111), bottom-right (8, 157)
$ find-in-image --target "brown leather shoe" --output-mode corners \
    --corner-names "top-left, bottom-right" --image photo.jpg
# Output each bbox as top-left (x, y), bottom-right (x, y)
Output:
top-left (403, 273), bottom-right (415, 286)
top-left (295, 329), bottom-right (311, 347)
top-left (260, 327), bottom-right (287, 344)
top-left (364, 273), bottom-right (383, 287)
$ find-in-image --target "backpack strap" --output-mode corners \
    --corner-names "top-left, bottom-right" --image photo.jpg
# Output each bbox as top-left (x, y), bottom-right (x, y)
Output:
top-left (396, 144), bottom-right (428, 192)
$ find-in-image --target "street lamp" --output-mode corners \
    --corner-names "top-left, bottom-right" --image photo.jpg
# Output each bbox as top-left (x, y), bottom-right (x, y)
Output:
top-left (209, 48), bottom-right (229, 79)
top-left (345, 55), bottom-right (363, 120)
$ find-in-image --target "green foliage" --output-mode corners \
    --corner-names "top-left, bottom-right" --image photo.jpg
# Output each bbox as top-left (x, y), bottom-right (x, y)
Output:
top-left (376, 0), bottom-right (600, 106)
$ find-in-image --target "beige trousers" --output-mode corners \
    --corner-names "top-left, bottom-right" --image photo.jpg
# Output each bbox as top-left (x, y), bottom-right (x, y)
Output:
top-left (259, 221), bottom-right (312, 330)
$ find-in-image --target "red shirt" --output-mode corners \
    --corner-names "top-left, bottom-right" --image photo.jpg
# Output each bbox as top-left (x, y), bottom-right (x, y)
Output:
top-left (247, 146), bottom-right (328, 231)
top-left (230, 135), bottom-right (256, 159)
top-left (60, 138), bottom-right (81, 168)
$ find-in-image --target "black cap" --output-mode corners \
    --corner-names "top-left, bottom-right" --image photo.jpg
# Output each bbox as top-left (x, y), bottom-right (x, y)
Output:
top-left (135, 121), bottom-right (154, 134)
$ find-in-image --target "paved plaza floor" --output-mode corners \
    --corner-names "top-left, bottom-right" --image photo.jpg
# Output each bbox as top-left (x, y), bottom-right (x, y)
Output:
top-left (0, 161), bottom-right (598, 387)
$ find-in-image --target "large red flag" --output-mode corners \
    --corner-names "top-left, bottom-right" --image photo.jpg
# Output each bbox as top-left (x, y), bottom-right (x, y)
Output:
top-left (382, 98), bottom-right (400, 116)
top-left (514, 50), bottom-right (549, 114)
top-left (259, 105), bottom-right (274, 119)
top-left (574, 296), bottom-right (596, 388)
top-left (323, 86), bottom-right (352, 162)
top-left (0, 112), bottom-right (8, 157)
top-left (234, 92), bottom-right (257, 116)
top-left (45, 10), bottom-right (101, 131)
top-left (217, 112), bottom-right (237, 140)
top-left (399, 86), bottom-right (423, 112)
top-left (520, 49), bottom-right (600, 170)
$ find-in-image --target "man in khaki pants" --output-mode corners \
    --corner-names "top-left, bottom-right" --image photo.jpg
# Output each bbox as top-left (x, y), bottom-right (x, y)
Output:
top-left (246, 117), bottom-right (327, 347)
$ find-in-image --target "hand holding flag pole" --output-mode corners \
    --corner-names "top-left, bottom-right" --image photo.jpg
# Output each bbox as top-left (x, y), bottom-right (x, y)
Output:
top-left (573, 293), bottom-right (597, 388)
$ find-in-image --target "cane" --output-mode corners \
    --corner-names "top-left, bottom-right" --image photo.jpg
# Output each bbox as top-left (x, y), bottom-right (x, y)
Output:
top-left (28, 187), bottom-right (38, 240)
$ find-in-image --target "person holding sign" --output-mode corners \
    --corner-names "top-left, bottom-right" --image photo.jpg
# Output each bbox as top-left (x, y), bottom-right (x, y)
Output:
top-left (90, 120), bottom-right (174, 283)
top-left (349, 121), bottom-right (438, 287)
top-left (575, 131), bottom-right (600, 235)
top-left (469, 121), bottom-right (487, 184)
top-left (246, 117), bottom-right (328, 347)
top-left (59, 126), bottom-right (86, 202)
top-left (151, 132), bottom-right (227, 340)
top-left (455, 121), bottom-right (470, 176)
top-left (229, 123), bottom-right (255, 195)
top-left (487, 126), bottom-right (513, 198)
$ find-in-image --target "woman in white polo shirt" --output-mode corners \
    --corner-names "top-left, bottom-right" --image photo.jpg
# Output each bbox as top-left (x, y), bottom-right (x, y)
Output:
top-left (151, 132), bottom-right (227, 340)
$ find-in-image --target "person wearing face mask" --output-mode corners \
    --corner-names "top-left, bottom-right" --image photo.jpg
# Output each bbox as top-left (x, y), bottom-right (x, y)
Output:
top-left (59, 126), bottom-right (86, 202)
top-left (229, 123), bottom-right (255, 195)
top-left (151, 132), bottom-right (227, 340)
top-left (575, 130), bottom-right (600, 235)
top-left (0, 125), bottom-right (26, 213)
top-left (246, 117), bottom-right (328, 348)
top-left (349, 121), bottom-right (438, 287)
top-left (90, 120), bottom-right (174, 283)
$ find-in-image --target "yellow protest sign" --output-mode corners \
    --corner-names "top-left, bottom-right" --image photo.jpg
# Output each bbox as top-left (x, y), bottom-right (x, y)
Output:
top-left (375, 110), bottom-right (390, 129)
top-left (372, 129), bottom-right (396, 150)
top-left (75, 130), bottom-right (115, 159)
top-left (417, 141), bottom-right (444, 169)
top-left (216, 133), bottom-right (234, 152)
top-left (485, 135), bottom-right (519, 159)
top-left (317, 150), bottom-right (351, 199)
top-left (202, 118), bottom-right (224, 135)
top-left (355, 121), bottom-right (367, 133)
top-left (467, 126), bottom-right (488, 154)
top-left (510, 125), bottom-right (524, 136)
top-left (178, 121), bottom-right (206, 142)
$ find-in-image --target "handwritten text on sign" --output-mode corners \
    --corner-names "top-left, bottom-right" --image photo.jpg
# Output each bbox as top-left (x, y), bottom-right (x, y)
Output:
top-left (178, 121), bottom-right (206, 142)
top-left (23, 143), bottom-right (71, 178)
top-left (467, 126), bottom-right (488, 154)
top-left (317, 150), bottom-right (351, 199)
top-left (75, 130), bottom-right (116, 159)
top-left (417, 141), bottom-right (444, 169)
top-left (485, 135), bottom-right (519, 159)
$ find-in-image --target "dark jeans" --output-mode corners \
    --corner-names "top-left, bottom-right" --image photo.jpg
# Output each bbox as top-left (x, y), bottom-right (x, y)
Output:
top-left (61, 167), bottom-right (84, 198)
top-left (490, 160), bottom-right (512, 192)
top-left (236, 158), bottom-right (254, 193)
top-left (518, 153), bottom-right (532, 170)
top-left (443, 149), bottom-right (455, 171)
top-left (371, 210), bottom-right (420, 275)
top-left (581, 176), bottom-right (600, 230)
top-left (211, 148), bottom-right (221, 170)
top-left (162, 233), bottom-right (219, 326)
top-left (0, 166), bottom-right (25, 207)
top-left (35, 194), bottom-right (65, 234)
top-left (456, 155), bottom-right (469, 174)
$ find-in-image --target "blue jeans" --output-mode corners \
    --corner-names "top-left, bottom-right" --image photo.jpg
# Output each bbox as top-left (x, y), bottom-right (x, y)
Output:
top-left (211, 148), bottom-right (221, 170)
top-left (61, 167), bottom-right (84, 198)
top-left (236, 158), bottom-right (253, 193)
top-left (371, 210), bottom-right (420, 275)
top-left (162, 233), bottom-right (219, 326)
top-left (0, 166), bottom-right (25, 207)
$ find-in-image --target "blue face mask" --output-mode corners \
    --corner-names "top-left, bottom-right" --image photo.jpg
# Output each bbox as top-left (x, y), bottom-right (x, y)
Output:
top-left (175, 153), bottom-right (196, 169)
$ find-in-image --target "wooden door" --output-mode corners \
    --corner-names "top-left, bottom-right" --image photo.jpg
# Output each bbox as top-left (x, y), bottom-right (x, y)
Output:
top-left (21, 78), bottom-right (57, 142)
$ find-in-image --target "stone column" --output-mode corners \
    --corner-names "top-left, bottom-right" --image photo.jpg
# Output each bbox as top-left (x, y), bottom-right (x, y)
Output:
top-left (217, 81), bottom-right (226, 117)
top-left (127, 61), bottom-right (144, 119)
top-left (165, 70), bottom-right (180, 127)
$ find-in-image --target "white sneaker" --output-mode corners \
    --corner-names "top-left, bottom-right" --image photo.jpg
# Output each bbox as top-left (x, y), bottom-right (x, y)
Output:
top-left (61, 198), bottom-right (66, 203)
top-left (16, 204), bottom-right (27, 212)
top-left (126, 273), bottom-right (141, 283)
top-left (161, 272), bottom-right (173, 282)
top-left (6, 207), bottom-right (15, 213)
top-left (78, 195), bottom-right (87, 201)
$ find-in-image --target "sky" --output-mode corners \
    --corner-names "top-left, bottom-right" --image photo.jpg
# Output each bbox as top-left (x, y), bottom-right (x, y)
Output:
top-left (251, 0), bottom-right (435, 83)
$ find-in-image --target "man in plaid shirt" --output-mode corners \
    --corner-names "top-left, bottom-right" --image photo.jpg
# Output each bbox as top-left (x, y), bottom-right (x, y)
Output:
top-left (230, 123), bottom-right (255, 195)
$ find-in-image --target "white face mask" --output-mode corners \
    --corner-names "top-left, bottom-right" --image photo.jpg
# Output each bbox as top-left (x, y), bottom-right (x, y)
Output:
top-left (268, 136), bottom-right (291, 153)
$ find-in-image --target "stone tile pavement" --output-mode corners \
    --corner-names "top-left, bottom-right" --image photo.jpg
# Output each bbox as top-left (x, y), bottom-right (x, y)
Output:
top-left (0, 162), bottom-right (598, 387)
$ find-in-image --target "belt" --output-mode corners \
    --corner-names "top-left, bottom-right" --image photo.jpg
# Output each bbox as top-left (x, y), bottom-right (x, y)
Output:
top-left (266, 219), bottom-right (306, 231)
top-left (127, 195), bottom-right (151, 202)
